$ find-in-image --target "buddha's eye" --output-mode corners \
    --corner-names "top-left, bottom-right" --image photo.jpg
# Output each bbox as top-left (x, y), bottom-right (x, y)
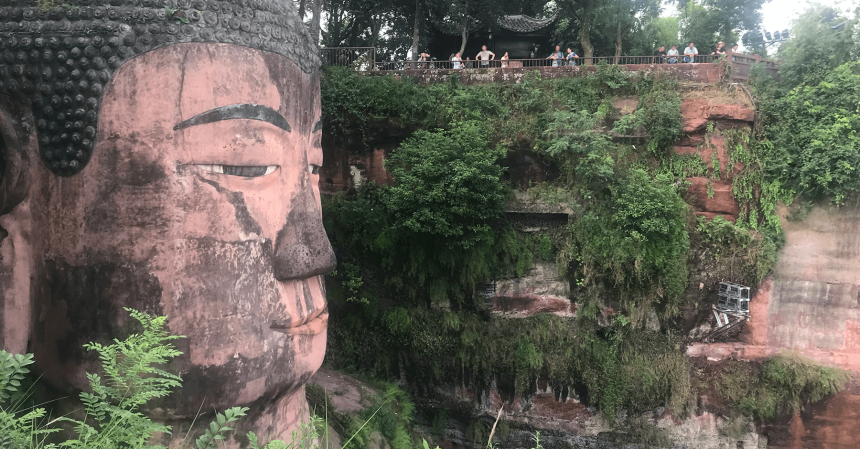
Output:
top-left (310, 164), bottom-right (321, 175)
top-left (194, 165), bottom-right (278, 177)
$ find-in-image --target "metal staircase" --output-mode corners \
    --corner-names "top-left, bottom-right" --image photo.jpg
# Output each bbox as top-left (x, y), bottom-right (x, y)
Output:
top-left (702, 282), bottom-right (751, 342)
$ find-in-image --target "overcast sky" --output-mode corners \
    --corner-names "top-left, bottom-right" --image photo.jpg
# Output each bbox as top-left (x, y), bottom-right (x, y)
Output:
top-left (658, 0), bottom-right (856, 52)
top-left (759, 0), bottom-right (855, 34)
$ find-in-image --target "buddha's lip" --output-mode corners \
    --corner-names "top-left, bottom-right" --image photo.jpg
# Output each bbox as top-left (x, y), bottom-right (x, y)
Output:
top-left (270, 306), bottom-right (328, 336)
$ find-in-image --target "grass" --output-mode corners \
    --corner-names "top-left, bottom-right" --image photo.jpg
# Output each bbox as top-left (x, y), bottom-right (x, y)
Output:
top-left (716, 352), bottom-right (852, 420)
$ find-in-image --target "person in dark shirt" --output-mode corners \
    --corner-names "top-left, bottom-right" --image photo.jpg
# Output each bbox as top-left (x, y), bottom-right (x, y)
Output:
top-left (654, 46), bottom-right (667, 63)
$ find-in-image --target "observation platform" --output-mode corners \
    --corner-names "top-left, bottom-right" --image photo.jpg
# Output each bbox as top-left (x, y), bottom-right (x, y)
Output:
top-left (322, 47), bottom-right (779, 85)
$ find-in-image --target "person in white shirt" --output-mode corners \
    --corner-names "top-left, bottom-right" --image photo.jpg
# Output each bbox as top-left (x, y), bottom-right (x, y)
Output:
top-left (451, 52), bottom-right (462, 69)
top-left (667, 45), bottom-right (679, 64)
top-left (500, 52), bottom-right (509, 68)
top-left (684, 42), bottom-right (698, 63)
top-left (476, 45), bottom-right (495, 68)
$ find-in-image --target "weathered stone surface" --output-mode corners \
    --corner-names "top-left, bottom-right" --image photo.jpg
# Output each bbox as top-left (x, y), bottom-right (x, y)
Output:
top-left (689, 198), bottom-right (860, 446)
top-left (681, 99), bottom-right (755, 133)
top-left (613, 97), bottom-right (639, 116)
top-left (674, 133), bottom-right (744, 181)
top-left (309, 368), bottom-right (377, 413)
top-left (686, 177), bottom-right (741, 219)
top-left (765, 384), bottom-right (860, 449)
top-left (489, 262), bottom-right (573, 318)
top-left (0, 41), bottom-right (334, 445)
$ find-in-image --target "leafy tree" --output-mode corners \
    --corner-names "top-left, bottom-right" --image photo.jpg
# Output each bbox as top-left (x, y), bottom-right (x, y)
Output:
top-left (776, 4), bottom-right (859, 89)
top-left (575, 169), bottom-right (690, 313)
top-left (678, 1), bottom-right (720, 51)
top-left (322, 0), bottom-right (416, 59)
top-left (763, 61), bottom-right (860, 202)
top-left (553, 0), bottom-right (602, 60)
top-left (652, 16), bottom-right (680, 47)
top-left (325, 119), bottom-right (514, 305)
top-left (678, 0), bottom-right (767, 48)
top-left (384, 121), bottom-right (508, 248)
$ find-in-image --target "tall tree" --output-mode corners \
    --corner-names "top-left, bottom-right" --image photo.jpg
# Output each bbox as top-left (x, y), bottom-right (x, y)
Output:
top-left (677, 0), bottom-right (769, 50)
top-left (310, 0), bottom-right (322, 46)
top-left (777, 4), bottom-right (859, 88)
top-left (552, 0), bottom-right (599, 63)
top-left (410, 0), bottom-right (422, 60)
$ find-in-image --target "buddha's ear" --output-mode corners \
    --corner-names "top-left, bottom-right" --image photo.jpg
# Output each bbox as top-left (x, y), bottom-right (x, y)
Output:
top-left (0, 97), bottom-right (32, 223)
top-left (0, 96), bottom-right (35, 354)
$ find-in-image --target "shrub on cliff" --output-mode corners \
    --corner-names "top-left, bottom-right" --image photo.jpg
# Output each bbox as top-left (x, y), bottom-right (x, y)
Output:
top-left (574, 169), bottom-right (690, 314)
top-left (321, 66), bottom-right (435, 128)
top-left (718, 353), bottom-right (852, 420)
top-left (324, 120), bottom-right (519, 306)
top-left (762, 62), bottom-right (860, 203)
top-left (384, 121), bottom-right (507, 249)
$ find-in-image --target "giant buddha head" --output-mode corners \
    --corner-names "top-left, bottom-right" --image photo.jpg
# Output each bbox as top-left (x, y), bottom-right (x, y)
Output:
top-left (0, 0), bottom-right (335, 443)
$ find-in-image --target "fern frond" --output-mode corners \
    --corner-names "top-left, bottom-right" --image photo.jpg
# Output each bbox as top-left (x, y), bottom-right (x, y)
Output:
top-left (195, 407), bottom-right (249, 448)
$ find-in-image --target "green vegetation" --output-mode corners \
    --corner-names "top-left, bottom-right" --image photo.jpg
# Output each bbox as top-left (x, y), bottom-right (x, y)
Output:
top-left (751, 6), bottom-right (860, 205)
top-left (321, 64), bottom-right (776, 426)
top-left (716, 354), bottom-right (851, 420)
top-left (307, 383), bottom-right (414, 449)
top-left (758, 62), bottom-right (860, 203)
top-left (572, 169), bottom-right (689, 315)
top-left (321, 6), bottom-right (860, 437)
top-left (0, 309), bottom-right (319, 449)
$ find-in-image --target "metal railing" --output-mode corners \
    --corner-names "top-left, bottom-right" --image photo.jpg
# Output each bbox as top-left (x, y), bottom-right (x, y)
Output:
top-left (320, 48), bottom-right (779, 81)
top-left (369, 55), bottom-right (722, 71)
top-left (320, 47), bottom-right (376, 69)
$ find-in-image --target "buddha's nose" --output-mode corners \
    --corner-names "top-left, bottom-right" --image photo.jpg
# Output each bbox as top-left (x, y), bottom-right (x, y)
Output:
top-left (272, 184), bottom-right (336, 281)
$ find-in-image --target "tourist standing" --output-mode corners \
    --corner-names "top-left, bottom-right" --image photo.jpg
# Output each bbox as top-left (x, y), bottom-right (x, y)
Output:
top-left (416, 51), bottom-right (430, 69)
top-left (452, 52), bottom-right (462, 69)
top-left (476, 45), bottom-right (495, 68)
top-left (684, 42), bottom-right (698, 63)
top-left (501, 52), bottom-right (509, 68)
top-left (547, 45), bottom-right (564, 67)
top-left (566, 48), bottom-right (579, 66)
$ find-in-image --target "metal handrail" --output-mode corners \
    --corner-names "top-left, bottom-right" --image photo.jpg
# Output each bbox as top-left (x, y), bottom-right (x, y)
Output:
top-left (370, 55), bottom-right (722, 71)
top-left (320, 47), bottom-right (376, 68)
top-left (319, 48), bottom-right (779, 80)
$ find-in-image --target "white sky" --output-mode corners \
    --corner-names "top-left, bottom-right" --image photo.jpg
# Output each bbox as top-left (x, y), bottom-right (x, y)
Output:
top-left (658, 0), bottom-right (856, 52)
top-left (759, 0), bottom-right (854, 34)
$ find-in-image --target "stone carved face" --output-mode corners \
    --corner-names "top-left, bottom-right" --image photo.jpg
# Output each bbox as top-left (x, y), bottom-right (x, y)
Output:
top-left (0, 42), bottom-right (335, 440)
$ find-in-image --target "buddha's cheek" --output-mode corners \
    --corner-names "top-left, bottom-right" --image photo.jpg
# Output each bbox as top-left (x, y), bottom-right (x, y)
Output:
top-left (291, 331), bottom-right (327, 381)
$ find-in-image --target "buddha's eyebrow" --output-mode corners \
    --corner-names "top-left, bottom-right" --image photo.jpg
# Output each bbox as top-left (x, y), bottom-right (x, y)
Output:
top-left (313, 118), bottom-right (322, 133)
top-left (174, 104), bottom-right (291, 132)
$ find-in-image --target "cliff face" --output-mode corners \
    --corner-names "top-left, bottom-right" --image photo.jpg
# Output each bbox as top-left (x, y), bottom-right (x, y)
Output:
top-left (688, 198), bottom-right (860, 447)
top-left (674, 97), bottom-right (755, 222)
top-left (318, 75), bottom-right (860, 446)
